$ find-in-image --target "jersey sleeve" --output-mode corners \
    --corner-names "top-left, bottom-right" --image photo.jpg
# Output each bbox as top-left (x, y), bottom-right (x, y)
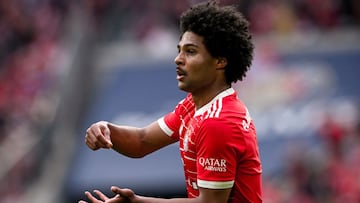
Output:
top-left (158, 94), bottom-right (195, 140)
top-left (158, 111), bottom-right (180, 140)
top-left (157, 96), bottom-right (189, 140)
top-left (196, 118), bottom-right (246, 189)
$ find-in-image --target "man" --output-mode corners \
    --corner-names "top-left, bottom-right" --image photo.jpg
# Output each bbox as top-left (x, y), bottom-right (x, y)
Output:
top-left (79, 1), bottom-right (262, 202)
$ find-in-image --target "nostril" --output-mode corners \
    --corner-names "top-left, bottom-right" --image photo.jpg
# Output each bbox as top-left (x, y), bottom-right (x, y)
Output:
top-left (174, 53), bottom-right (184, 65)
top-left (175, 59), bottom-right (182, 66)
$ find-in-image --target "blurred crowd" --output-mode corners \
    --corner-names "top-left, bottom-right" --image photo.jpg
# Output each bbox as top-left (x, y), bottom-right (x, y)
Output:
top-left (0, 0), bottom-right (359, 202)
top-left (263, 116), bottom-right (360, 203)
top-left (0, 0), bottom-right (71, 202)
top-left (85, 0), bottom-right (360, 42)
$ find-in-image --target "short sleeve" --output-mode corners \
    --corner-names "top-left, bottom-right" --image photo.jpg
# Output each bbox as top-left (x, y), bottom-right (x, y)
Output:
top-left (157, 95), bottom-right (194, 140)
top-left (158, 112), bottom-right (180, 140)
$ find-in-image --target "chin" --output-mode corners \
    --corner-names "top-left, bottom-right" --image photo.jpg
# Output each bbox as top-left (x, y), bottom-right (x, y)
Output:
top-left (178, 83), bottom-right (189, 92)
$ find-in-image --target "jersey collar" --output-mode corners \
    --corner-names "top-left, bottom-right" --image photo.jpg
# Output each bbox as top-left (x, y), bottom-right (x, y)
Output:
top-left (194, 88), bottom-right (235, 117)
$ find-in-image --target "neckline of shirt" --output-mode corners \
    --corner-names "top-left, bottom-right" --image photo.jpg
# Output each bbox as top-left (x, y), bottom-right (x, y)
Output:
top-left (194, 88), bottom-right (235, 116)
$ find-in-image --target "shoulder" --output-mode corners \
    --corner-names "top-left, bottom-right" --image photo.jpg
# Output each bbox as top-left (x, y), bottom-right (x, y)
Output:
top-left (198, 118), bottom-right (237, 139)
top-left (174, 94), bottom-right (195, 115)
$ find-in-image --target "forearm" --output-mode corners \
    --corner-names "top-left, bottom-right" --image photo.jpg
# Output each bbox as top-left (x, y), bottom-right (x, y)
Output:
top-left (135, 196), bottom-right (198, 203)
top-left (107, 121), bottom-right (174, 158)
top-left (107, 123), bottom-right (147, 158)
top-left (133, 187), bottom-right (231, 203)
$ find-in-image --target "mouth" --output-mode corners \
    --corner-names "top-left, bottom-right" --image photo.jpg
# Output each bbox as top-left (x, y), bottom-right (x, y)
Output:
top-left (176, 68), bottom-right (186, 81)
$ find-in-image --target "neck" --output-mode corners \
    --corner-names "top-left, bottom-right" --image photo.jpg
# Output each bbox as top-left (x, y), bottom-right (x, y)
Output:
top-left (192, 85), bottom-right (231, 109)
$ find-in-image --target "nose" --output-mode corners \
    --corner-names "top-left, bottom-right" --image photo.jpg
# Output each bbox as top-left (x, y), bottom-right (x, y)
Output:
top-left (174, 52), bottom-right (184, 66)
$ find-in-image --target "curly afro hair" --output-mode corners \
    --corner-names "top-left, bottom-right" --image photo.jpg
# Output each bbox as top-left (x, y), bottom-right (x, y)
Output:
top-left (179, 0), bottom-right (254, 84)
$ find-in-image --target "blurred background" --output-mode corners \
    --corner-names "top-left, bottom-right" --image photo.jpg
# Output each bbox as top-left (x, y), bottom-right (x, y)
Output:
top-left (0, 0), bottom-right (359, 202)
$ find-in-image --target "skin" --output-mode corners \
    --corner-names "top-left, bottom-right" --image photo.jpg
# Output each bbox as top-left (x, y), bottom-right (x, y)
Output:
top-left (80, 32), bottom-right (232, 203)
top-left (175, 32), bottom-right (229, 109)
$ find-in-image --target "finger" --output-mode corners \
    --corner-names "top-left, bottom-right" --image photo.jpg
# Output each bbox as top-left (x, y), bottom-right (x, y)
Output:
top-left (107, 195), bottom-right (122, 203)
top-left (111, 186), bottom-right (134, 198)
top-left (85, 137), bottom-right (100, 150)
top-left (102, 125), bottom-right (111, 138)
top-left (78, 201), bottom-right (87, 203)
top-left (85, 130), bottom-right (101, 149)
top-left (89, 123), bottom-right (112, 149)
top-left (87, 127), bottom-right (109, 149)
top-left (93, 190), bottom-right (109, 201)
top-left (84, 191), bottom-right (101, 203)
top-left (101, 125), bottom-right (112, 148)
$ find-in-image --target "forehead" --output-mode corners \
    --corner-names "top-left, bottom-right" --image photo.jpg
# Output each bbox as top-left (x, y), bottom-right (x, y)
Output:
top-left (178, 31), bottom-right (204, 47)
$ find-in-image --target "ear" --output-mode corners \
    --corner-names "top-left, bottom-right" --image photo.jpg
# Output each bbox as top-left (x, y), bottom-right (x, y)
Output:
top-left (216, 57), bottom-right (227, 70)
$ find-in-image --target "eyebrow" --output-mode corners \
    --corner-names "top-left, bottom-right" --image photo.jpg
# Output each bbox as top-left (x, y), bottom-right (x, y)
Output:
top-left (177, 43), bottom-right (199, 49)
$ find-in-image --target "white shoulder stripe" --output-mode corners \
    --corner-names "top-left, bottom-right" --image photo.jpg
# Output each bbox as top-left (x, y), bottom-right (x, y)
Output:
top-left (157, 117), bottom-right (173, 136)
top-left (214, 98), bottom-right (222, 118)
top-left (197, 179), bottom-right (234, 189)
top-left (207, 98), bottom-right (223, 118)
top-left (194, 88), bottom-right (234, 117)
top-left (208, 101), bottom-right (217, 118)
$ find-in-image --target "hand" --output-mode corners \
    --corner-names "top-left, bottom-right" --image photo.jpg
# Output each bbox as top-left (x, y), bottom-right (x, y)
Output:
top-left (79, 187), bottom-right (136, 203)
top-left (85, 121), bottom-right (113, 150)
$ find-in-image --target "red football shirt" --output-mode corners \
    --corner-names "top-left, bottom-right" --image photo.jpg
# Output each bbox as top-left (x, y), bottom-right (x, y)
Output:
top-left (158, 88), bottom-right (262, 202)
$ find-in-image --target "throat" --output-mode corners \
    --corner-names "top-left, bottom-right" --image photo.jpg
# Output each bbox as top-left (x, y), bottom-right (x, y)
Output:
top-left (192, 86), bottom-right (231, 109)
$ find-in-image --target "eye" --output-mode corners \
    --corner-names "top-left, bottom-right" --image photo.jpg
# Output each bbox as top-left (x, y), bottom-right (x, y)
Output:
top-left (186, 48), bottom-right (196, 54)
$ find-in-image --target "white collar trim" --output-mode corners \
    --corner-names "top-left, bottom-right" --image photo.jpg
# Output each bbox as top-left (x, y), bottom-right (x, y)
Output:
top-left (194, 88), bottom-right (235, 116)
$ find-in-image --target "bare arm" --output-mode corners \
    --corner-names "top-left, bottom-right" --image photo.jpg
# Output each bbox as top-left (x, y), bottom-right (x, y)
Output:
top-left (80, 186), bottom-right (232, 203)
top-left (85, 120), bottom-right (177, 158)
top-left (83, 121), bottom-right (232, 203)
top-left (135, 187), bottom-right (232, 203)
top-left (108, 121), bottom-right (177, 157)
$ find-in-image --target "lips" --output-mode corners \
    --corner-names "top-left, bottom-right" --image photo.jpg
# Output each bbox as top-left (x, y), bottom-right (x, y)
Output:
top-left (176, 68), bottom-right (186, 80)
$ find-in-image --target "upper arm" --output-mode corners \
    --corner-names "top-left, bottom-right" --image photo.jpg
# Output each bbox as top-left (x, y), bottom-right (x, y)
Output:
top-left (141, 121), bottom-right (178, 153)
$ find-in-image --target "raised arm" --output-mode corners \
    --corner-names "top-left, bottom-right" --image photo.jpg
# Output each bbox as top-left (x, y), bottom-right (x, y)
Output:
top-left (85, 120), bottom-right (177, 158)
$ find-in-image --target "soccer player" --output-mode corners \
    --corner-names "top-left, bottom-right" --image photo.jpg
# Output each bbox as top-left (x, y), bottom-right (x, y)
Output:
top-left (79, 1), bottom-right (262, 202)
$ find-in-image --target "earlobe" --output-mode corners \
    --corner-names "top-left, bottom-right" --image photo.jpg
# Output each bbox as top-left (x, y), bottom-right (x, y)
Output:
top-left (216, 57), bottom-right (227, 70)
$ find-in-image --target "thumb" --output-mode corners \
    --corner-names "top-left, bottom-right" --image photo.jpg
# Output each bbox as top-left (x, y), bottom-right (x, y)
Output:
top-left (101, 125), bottom-right (113, 148)
top-left (103, 125), bottom-right (111, 137)
top-left (111, 186), bottom-right (134, 198)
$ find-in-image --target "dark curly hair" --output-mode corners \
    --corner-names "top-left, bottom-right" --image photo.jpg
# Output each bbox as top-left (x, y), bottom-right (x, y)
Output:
top-left (179, 0), bottom-right (254, 84)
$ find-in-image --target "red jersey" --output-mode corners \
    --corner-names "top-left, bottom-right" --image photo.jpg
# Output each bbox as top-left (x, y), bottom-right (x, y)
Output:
top-left (158, 88), bottom-right (262, 203)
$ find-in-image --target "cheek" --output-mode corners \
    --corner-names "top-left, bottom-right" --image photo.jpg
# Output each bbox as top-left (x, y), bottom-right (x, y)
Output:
top-left (185, 56), bottom-right (216, 78)
top-left (187, 63), bottom-right (206, 78)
